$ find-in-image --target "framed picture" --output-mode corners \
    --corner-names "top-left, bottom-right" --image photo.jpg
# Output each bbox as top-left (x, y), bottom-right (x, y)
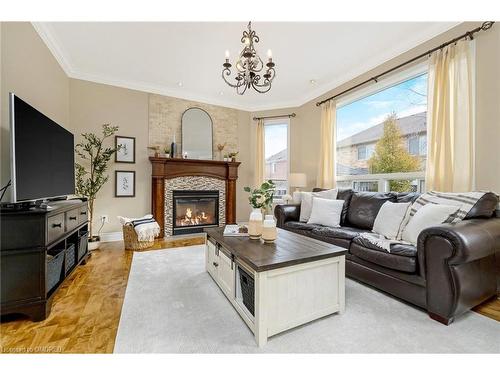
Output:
top-left (115, 136), bottom-right (136, 163)
top-left (115, 171), bottom-right (136, 197)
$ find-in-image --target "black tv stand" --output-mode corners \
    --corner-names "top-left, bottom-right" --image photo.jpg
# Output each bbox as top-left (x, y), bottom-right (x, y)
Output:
top-left (0, 200), bottom-right (89, 321)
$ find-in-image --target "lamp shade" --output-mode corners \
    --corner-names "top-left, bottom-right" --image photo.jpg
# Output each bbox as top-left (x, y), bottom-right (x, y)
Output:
top-left (289, 173), bottom-right (307, 188)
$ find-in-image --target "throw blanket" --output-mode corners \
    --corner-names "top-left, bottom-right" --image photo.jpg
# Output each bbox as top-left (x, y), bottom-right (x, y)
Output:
top-left (118, 214), bottom-right (160, 242)
top-left (359, 191), bottom-right (486, 252)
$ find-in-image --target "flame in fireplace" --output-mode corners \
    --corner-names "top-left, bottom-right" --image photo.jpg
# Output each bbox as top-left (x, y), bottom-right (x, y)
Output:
top-left (177, 207), bottom-right (214, 227)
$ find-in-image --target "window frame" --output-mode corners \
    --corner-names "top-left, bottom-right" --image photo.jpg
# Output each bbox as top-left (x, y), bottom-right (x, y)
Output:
top-left (263, 117), bottom-right (290, 203)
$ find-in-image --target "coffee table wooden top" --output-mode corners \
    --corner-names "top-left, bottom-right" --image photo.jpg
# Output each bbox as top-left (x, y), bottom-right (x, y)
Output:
top-left (204, 227), bottom-right (347, 272)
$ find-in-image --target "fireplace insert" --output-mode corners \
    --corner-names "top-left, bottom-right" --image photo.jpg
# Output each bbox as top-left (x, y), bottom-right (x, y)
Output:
top-left (172, 190), bottom-right (219, 235)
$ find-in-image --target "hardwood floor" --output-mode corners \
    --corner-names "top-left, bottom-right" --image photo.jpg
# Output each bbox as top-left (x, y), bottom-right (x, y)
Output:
top-left (0, 236), bottom-right (204, 354)
top-left (1, 234), bottom-right (498, 353)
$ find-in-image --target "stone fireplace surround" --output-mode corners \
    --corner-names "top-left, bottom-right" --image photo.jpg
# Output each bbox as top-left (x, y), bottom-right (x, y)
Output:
top-left (165, 177), bottom-right (225, 237)
top-left (150, 157), bottom-right (241, 238)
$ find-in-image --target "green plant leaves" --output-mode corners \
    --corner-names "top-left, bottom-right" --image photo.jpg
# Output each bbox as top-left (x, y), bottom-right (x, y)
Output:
top-left (243, 180), bottom-right (276, 210)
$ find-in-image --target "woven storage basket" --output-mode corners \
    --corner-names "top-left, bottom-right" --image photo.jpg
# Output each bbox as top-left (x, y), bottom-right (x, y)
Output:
top-left (123, 224), bottom-right (155, 251)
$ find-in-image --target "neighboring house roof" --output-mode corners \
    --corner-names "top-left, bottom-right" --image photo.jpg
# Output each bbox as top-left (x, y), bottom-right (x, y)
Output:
top-left (336, 163), bottom-right (369, 176)
top-left (337, 112), bottom-right (427, 149)
top-left (265, 149), bottom-right (287, 163)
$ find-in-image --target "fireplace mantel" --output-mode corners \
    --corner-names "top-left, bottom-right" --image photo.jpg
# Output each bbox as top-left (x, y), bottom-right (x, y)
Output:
top-left (150, 157), bottom-right (241, 237)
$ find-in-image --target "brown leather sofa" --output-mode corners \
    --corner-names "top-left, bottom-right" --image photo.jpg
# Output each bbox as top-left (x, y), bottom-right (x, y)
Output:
top-left (275, 189), bottom-right (500, 325)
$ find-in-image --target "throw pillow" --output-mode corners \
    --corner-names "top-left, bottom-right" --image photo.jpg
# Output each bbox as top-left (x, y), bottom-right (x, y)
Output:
top-left (401, 203), bottom-right (459, 244)
top-left (307, 197), bottom-right (344, 227)
top-left (372, 201), bottom-right (411, 240)
top-left (299, 189), bottom-right (338, 222)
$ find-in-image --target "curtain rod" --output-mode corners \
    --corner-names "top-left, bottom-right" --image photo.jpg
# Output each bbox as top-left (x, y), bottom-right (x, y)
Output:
top-left (316, 21), bottom-right (495, 107)
top-left (253, 113), bottom-right (296, 121)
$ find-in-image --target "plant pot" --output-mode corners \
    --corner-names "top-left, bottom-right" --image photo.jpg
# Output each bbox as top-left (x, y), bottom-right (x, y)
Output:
top-left (88, 235), bottom-right (100, 251)
top-left (248, 208), bottom-right (263, 240)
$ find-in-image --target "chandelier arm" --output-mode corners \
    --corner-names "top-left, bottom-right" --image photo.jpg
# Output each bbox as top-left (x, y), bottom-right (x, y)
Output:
top-left (222, 69), bottom-right (246, 88)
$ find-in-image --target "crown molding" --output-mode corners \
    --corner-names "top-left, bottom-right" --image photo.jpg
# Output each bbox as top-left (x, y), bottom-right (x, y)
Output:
top-left (32, 22), bottom-right (460, 113)
top-left (31, 22), bottom-right (75, 76)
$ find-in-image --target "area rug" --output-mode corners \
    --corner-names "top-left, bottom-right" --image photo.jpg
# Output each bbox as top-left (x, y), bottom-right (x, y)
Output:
top-left (114, 245), bottom-right (500, 353)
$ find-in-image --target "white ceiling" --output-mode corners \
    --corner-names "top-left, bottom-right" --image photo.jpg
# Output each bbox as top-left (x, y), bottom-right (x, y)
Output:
top-left (33, 22), bottom-right (458, 111)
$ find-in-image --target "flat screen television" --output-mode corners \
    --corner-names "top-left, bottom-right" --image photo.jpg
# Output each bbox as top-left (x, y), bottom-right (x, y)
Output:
top-left (9, 93), bottom-right (75, 202)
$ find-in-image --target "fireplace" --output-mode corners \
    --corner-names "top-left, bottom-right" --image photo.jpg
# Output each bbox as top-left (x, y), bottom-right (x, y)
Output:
top-left (172, 190), bottom-right (219, 235)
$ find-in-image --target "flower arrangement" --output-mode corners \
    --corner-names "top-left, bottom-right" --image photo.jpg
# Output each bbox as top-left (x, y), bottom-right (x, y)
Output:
top-left (243, 180), bottom-right (276, 212)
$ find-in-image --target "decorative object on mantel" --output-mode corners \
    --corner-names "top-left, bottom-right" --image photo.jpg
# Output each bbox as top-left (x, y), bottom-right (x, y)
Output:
top-left (243, 180), bottom-right (276, 240)
top-left (163, 146), bottom-right (170, 158)
top-left (262, 215), bottom-right (277, 243)
top-left (222, 21), bottom-right (276, 95)
top-left (171, 133), bottom-right (178, 159)
top-left (75, 124), bottom-right (121, 251)
top-left (216, 142), bottom-right (227, 161)
top-left (115, 136), bottom-right (136, 163)
top-left (182, 107), bottom-right (213, 160)
top-left (148, 145), bottom-right (161, 158)
top-left (223, 153), bottom-right (229, 162)
top-left (228, 151), bottom-right (239, 162)
top-left (115, 170), bottom-right (136, 197)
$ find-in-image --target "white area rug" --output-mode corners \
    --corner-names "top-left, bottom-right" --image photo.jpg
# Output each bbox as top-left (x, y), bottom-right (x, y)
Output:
top-left (114, 245), bottom-right (500, 353)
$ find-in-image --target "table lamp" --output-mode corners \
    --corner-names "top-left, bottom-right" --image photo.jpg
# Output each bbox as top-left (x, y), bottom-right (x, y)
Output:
top-left (289, 173), bottom-right (307, 192)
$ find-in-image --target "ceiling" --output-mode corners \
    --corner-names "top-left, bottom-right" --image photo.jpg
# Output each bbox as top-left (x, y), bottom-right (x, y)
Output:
top-left (33, 22), bottom-right (458, 111)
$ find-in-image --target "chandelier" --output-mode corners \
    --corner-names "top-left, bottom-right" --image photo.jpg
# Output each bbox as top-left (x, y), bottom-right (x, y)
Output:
top-left (221, 22), bottom-right (276, 95)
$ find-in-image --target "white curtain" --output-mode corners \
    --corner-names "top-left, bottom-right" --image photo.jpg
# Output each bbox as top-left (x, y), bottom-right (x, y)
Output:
top-left (254, 118), bottom-right (265, 187)
top-left (426, 39), bottom-right (474, 192)
top-left (317, 100), bottom-right (336, 189)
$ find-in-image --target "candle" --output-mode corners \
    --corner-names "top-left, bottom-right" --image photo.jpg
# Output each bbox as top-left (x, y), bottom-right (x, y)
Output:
top-left (225, 50), bottom-right (230, 59)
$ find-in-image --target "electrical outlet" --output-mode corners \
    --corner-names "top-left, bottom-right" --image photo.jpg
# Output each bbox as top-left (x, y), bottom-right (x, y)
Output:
top-left (101, 215), bottom-right (109, 223)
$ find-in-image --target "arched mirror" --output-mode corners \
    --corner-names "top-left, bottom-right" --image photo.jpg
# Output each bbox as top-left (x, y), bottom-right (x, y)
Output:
top-left (181, 108), bottom-right (213, 160)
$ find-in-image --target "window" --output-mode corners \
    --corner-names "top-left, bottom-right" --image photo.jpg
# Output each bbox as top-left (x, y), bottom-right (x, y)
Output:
top-left (408, 134), bottom-right (427, 156)
top-left (264, 119), bottom-right (289, 200)
top-left (357, 144), bottom-right (375, 160)
top-left (408, 136), bottom-right (420, 155)
top-left (336, 68), bottom-right (428, 193)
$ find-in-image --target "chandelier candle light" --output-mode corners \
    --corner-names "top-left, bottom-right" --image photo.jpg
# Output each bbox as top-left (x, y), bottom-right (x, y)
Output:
top-left (222, 22), bottom-right (276, 94)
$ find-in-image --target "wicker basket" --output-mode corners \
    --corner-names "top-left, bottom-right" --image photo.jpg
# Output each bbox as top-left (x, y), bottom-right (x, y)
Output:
top-left (123, 224), bottom-right (155, 251)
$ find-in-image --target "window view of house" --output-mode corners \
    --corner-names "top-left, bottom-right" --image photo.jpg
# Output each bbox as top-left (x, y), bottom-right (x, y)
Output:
top-left (336, 73), bottom-right (428, 192)
top-left (264, 121), bottom-right (289, 200)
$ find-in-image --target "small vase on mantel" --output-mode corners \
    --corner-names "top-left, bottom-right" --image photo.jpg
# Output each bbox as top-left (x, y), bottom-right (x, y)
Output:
top-left (248, 208), bottom-right (263, 240)
top-left (262, 215), bottom-right (277, 244)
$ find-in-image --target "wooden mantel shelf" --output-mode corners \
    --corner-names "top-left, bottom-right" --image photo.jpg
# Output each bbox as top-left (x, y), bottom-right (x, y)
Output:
top-left (149, 157), bottom-right (241, 237)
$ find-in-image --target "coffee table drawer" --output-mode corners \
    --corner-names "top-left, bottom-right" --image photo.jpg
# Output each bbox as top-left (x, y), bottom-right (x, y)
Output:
top-left (47, 214), bottom-right (65, 243)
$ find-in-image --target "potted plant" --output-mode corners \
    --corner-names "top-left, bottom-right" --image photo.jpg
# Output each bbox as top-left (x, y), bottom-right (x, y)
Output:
top-left (75, 124), bottom-right (121, 251)
top-left (243, 180), bottom-right (276, 239)
top-left (164, 146), bottom-right (171, 158)
top-left (223, 153), bottom-right (229, 162)
top-left (228, 151), bottom-right (239, 162)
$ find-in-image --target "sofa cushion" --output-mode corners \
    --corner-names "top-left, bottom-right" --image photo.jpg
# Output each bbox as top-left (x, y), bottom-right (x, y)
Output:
top-left (349, 242), bottom-right (417, 273)
top-left (314, 188), bottom-right (354, 225)
top-left (311, 226), bottom-right (369, 240)
top-left (396, 192), bottom-right (420, 204)
top-left (284, 221), bottom-right (324, 234)
top-left (346, 192), bottom-right (396, 230)
top-left (353, 236), bottom-right (417, 257)
top-left (465, 192), bottom-right (499, 219)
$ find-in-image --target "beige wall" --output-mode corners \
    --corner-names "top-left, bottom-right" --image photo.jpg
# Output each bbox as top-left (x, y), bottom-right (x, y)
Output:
top-left (1, 22), bottom-right (70, 201)
top-left (475, 24), bottom-right (500, 192)
top-left (69, 79), bottom-right (150, 234)
top-left (251, 22), bottom-right (500, 193)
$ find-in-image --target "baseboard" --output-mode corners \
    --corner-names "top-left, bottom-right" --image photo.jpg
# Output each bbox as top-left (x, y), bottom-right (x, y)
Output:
top-left (100, 231), bottom-right (123, 242)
